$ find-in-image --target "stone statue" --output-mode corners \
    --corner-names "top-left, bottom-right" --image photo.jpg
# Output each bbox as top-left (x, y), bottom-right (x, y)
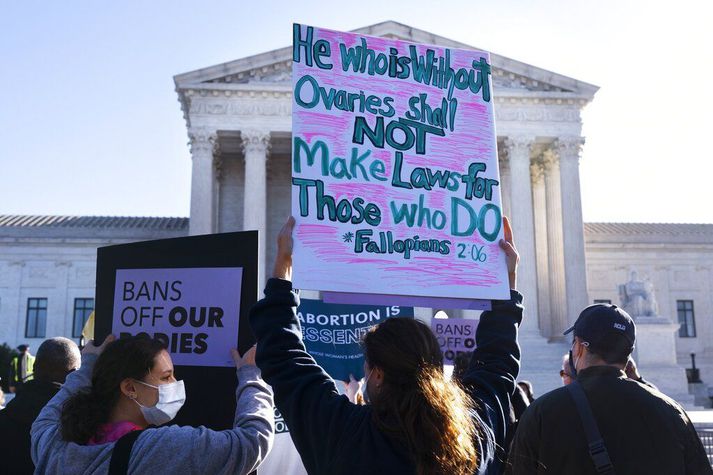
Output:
top-left (618, 270), bottom-right (659, 317)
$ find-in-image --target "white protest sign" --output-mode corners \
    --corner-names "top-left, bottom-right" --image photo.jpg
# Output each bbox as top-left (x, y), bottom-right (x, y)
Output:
top-left (291, 24), bottom-right (509, 301)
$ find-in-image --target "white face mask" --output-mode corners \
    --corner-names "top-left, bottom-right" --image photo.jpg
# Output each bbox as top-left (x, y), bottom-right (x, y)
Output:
top-left (132, 379), bottom-right (186, 426)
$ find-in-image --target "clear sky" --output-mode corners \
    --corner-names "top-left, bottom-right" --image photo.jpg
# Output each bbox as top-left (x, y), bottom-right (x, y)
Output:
top-left (1, 0), bottom-right (711, 223)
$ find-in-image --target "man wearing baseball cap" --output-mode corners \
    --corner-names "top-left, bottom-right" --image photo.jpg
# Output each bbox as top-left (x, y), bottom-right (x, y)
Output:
top-left (506, 303), bottom-right (711, 474)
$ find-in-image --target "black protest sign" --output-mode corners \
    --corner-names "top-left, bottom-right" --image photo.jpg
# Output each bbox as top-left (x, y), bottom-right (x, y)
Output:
top-left (95, 231), bottom-right (257, 430)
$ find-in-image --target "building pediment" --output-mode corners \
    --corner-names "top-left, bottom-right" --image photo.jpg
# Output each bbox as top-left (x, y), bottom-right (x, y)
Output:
top-left (174, 21), bottom-right (598, 98)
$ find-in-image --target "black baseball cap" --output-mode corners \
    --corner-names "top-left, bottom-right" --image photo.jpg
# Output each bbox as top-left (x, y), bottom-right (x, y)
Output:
top-left (563, 304), bottom-right (635, 350)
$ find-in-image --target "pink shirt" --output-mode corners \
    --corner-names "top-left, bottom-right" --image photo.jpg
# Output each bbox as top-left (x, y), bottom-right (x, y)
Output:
top-left (88, 421), bottom-right (142, 445)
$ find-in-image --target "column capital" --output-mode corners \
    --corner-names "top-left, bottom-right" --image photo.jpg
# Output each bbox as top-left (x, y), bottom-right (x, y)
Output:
top-left (530, 158), bottom-right (546, 183)
top-left (554, 136), bottom-right (585, 162)
top-left (541, 148), bottom-right (560, 172)
top-left (498, 150), bottom-right (510, 172)
top-left (504, 135), bottom-right (535, 162)
top-left (188, 127), bottom-right (218, 156)
top-left (241, 129), bottom-right (271, 157)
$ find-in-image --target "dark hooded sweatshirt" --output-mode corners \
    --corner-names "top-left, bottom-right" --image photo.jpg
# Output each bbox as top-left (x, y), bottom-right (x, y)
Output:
top-left (250, 278), bottom-right (523, 474)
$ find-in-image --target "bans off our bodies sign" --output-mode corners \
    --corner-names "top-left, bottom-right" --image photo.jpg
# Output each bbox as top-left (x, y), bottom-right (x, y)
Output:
top-left (291, 24), bottom-right (509, 301)
top-left (95, 232), bottom-right (257, 430)
top-left (112, 268), bottom-right (242, 367)
top-left (431, 318), bottom-right (479, 365)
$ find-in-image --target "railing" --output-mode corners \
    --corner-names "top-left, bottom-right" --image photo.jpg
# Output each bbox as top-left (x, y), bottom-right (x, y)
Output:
top-left (698, 429), bottom-right (713, 467)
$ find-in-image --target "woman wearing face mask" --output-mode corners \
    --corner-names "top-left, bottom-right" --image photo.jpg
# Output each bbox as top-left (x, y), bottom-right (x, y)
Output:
top-left (31, 334), bottom-right (273, 474)
top-left (250, 216), bottom-right (523, 475)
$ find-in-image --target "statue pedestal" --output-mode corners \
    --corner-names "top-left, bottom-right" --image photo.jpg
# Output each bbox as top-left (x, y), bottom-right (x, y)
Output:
top-left (633, 316), bottom-right (695, 408)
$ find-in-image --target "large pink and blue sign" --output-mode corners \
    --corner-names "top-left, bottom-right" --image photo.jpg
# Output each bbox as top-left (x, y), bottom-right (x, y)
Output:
top-left (291, 24), bottom-right (509, 302)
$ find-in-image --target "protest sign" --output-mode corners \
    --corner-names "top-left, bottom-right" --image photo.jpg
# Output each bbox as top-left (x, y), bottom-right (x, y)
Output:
top-left (291, 23), bottom-right (509, 303)
top-left (431, 318), bottom-right (479, 364)
top-left (94, 231), bottom-right (257, 430)
top-left (112, 267), bottom-right (242, 367)
top-left (258, 407), bottom-right (308, 475)
top-left (298, 298), bottom-right (414, 380)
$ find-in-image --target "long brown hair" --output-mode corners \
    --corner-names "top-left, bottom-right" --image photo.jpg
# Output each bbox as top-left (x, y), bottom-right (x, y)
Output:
top-left (363, 318), bottom-right (478, 475)
top-left (61, 335), bottom-right (165, 444)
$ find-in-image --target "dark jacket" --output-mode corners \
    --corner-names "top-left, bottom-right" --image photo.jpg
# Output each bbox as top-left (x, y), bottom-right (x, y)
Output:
top-left (0, 379), bottom-right (61, 474)
top-left (506, 366), bottom-right (712, 474)
top-left (250, 278), bottom-right (523, 474)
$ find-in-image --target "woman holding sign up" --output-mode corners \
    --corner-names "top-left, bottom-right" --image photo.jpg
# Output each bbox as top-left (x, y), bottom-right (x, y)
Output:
top-left (250, 216), bottom-right (523, 474)
top-left (30, 336), bottom-right (274, 474)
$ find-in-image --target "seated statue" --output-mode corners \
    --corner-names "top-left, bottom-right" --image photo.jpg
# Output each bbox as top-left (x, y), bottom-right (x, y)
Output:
top-left (618, 271), bottom-right (659, 317)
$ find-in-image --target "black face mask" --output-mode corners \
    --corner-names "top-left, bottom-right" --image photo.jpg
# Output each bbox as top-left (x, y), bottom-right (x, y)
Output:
top-left (569, 347), bottom-right (578, 379)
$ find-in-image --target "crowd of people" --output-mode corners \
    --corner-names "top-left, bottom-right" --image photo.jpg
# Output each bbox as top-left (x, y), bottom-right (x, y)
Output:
top-left (0, 215), bottom-right (711, 474)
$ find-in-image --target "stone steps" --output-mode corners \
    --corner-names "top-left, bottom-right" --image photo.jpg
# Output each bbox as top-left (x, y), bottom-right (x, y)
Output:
top-left (518, 331), bottom-right (571, 396)
top-left (518, 330), bottom-right (702, 409)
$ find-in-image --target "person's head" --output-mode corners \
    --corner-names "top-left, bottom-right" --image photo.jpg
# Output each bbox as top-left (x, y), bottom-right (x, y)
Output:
top-left (17, 344), bottom-right (29, 354)
top-left (560, 353), bottom-right (574, 385)
top-left (362, 318), bottom-right (478, 475)
top-left (61, 335), bottom-right (182, 444)
top-left (564, 304), bottom-right (636, 375)
top-left (34, 337), bottom-right (81, 384)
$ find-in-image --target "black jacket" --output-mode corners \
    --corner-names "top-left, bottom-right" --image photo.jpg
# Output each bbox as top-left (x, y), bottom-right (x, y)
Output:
top-left (0, 380), bottom-right (61, 475)
top-left (250, 278), bottom-right (523, 475)
top-left (506, 366), bottom-right (712, 474)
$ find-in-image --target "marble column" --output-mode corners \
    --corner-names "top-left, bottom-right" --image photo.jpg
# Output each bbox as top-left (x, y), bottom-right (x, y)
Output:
top-left (531, 159), bottom-right (551, 336)
top-left (498, 149), bottom-right (512, 219)
top-left (557, 137), bottom-right (589, 323)
top-left (543, 149), bottom-right (568, 339)
top-left (188, 127), bottom-right (219, 236)
top-left (504, 136), bottom-right (538, 333)
top-left (9, 261), bottom-right (25, 343)
top-left (241, 129), bottom-right (271, 288)
top-left (54, 261), bottom-right (72, 337)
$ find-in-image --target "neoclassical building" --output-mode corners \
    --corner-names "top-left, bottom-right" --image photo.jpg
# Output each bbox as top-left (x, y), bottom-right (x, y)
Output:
top-left (173, 21), bottom-right (596, 339)
top-left (1, 22), bottom-right (712, 401)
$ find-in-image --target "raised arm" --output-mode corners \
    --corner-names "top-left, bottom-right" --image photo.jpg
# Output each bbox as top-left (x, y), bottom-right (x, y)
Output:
top-left (461, 217), bottom-right (523, 473)
top-left (186, 347), bottom-right (275, 474)
top-left (249, 217), bottom-right (363, 473)
top-left (139, 362), bottom-right (275, 475)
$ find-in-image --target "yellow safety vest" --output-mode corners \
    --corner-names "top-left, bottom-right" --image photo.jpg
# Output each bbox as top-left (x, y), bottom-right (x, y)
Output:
top-left (10, 353), bottom-right (35, 384)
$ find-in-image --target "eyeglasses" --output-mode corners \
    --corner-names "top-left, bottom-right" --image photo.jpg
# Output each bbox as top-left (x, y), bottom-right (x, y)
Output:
top-left (559, 369), bottom-right (573, 379)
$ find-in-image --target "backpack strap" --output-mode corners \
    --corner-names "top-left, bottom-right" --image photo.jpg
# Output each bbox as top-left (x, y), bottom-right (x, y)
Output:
top-left (566, 381), bottom-right (616, 475)
top-left (108, 429), bottom-right (144, 475)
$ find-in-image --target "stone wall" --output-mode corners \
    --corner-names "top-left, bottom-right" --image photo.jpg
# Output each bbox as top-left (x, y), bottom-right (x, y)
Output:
top-left (585, 224), bottom-right (713, 386)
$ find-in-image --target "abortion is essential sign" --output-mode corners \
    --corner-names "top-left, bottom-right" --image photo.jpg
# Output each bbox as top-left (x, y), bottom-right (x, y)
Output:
top-left (431, 318), bottom-right (479, 364)
top-left (291, 23), bottom-right (509, 301)
top-left (298, 298), bottom-right (413, 380)
top-left (112, 267), bottom-right (242, 367)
